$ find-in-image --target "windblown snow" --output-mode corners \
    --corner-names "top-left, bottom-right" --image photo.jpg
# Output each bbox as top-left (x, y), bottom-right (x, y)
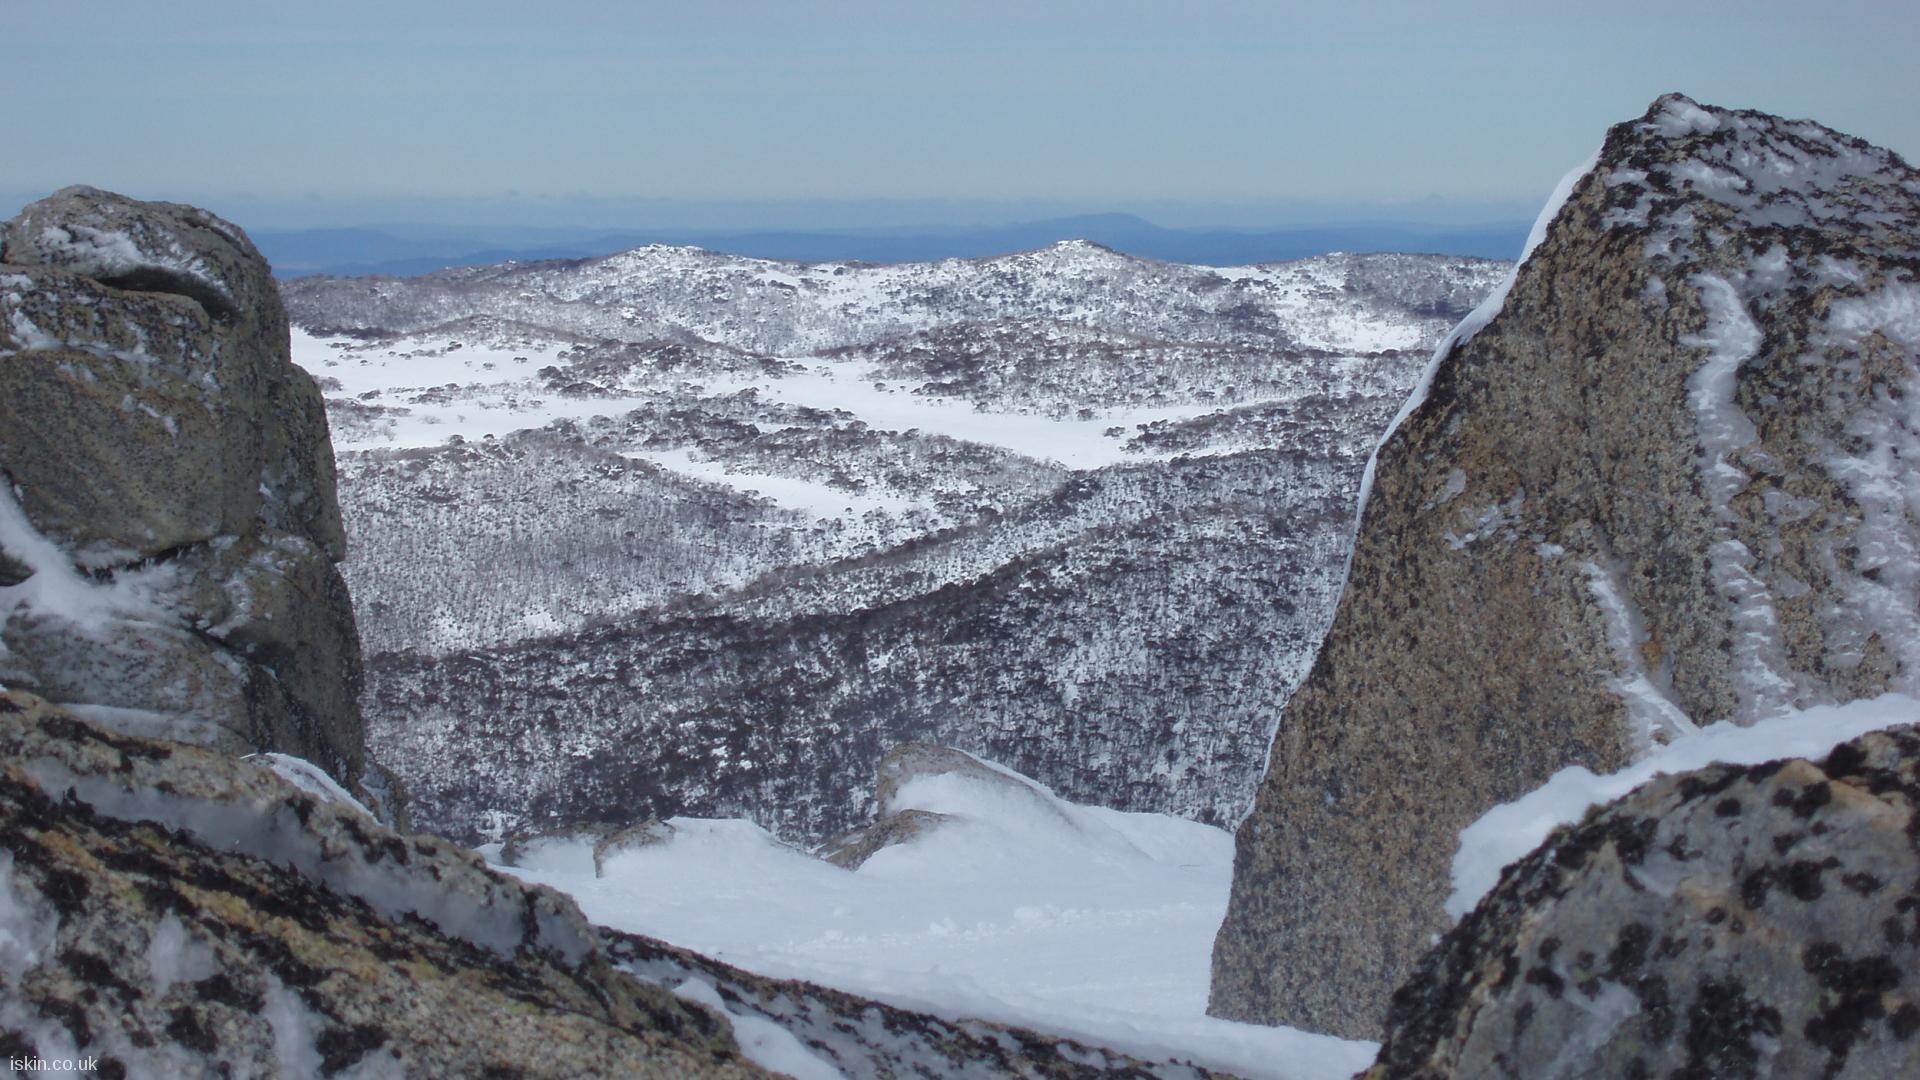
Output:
top-left (490, 754), bottom-right (1375, 1080)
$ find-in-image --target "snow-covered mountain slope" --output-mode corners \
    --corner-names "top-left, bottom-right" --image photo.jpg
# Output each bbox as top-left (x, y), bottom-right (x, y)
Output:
top-left (288, 241), bottom-right (1505, 846)
top-left (496, 749), bottom-right (1376, 1080)
top-left (365, 448), bottom-right (1357, 842)
top-left (286, 243), bottom-right (1506, 356)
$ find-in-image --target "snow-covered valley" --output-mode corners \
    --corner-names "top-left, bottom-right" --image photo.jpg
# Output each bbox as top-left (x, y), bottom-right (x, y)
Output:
top-left (269, 242), bottom-right (1507, 1075)
top-left (289, 245), bottom-right (1507, 850)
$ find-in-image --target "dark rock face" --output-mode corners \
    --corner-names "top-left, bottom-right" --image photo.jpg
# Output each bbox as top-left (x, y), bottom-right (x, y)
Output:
top-left (1212, 95), bottom-right (1920, 1037)
top-left (0, 187), bottom-right (369, 799)
top-left (1364, 724), bottom-right (1920, 1080)
top-left (0, 690), bottom-right (1228, 1078)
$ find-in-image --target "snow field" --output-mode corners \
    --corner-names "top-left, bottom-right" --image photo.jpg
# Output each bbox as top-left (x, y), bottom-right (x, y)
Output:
top-left (490, 756), bottom-right (1376, 1080)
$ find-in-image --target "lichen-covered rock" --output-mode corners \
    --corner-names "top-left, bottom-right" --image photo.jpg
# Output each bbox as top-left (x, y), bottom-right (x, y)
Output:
top-left (1363, 724), bottom-right (1920, 1079)
top-left (0, 690), bottom-right (757, 1078)
top-left (0, 186), bottom-right (368, 799)
top-left (0, 690), bottom-right (1228, 1078)
top-left (1213, 95), bottom-right (1920, 1037)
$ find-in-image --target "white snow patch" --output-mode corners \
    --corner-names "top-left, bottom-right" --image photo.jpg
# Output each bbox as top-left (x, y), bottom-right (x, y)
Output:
top-left (1682, 273), bottom-right (1796, 720)
top-left (264, 980), bottom-right (327, 1077)
top-left (1682, 274), bottom-right (1763, 506)
top-left (0, 852), bottom-right (56, 978)
top-left (247, 752), bottom-right (374, 818)
top-left (147, 914), bottom-right (218, 996)
top-left (628, 447), bottom-right (917, 518)
top-left (1447, 693), bottom-right (1919, 919)
top-left (700, 360), bottom-right (1225, 470)
top-left (291, 328), bottom-right (657, 450)
top-left (1582, 558), bottom-right (1697, 749)
top-left (494, 755), bottom-right (1372, 1080)
top-left (0, 481), bottom-right (180, 659)
top-left (1649, 97), bottom-right (1724, 138)
top-left (675, 978), bottom-right (846, 1080)
top-left (1816, 278), bottom-right (1920, 692)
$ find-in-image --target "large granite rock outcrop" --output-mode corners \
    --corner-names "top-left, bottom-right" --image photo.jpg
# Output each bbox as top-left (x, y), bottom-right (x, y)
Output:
top-left (1364, 724), bottom-right (1920, 1079)
top-left (0, 689), bottom-right (1227, 1077)
top-left (1212, 96), bottom-right (1920, 1037)
top-left (0, 187), bottom-right (371, 802)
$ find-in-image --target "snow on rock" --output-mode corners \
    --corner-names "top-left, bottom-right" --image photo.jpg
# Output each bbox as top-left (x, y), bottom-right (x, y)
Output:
top-left (1448, 692), bottom-right (1920, 918)
top-left (1214, 94), bottom-right (1920, 1039)
top-left (0, 690), bottom-right (1239, 1079)
top-left (1371, 719), bottom-right (1920, 1079)
top-left (247, 751), bottom-right (376, 817)
top-left (673, 978), bottom-right (845, 1080)
top-left (0, 688), bottom-right (751, 1077)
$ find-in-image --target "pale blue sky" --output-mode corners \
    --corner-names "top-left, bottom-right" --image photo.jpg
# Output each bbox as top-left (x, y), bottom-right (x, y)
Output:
top-left (4, 1), bottom-right (1915, 228)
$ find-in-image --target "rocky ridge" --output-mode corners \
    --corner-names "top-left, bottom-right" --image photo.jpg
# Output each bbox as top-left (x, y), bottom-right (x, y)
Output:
top-left (0, 187), bottom-right (378, 808)
top-left (0, 689), bottom-right (1228, 1078)
top-left (1211, 95), bottom-right (1920, 1038)
top-left (1364, 723), bottom-right (1920, 1079)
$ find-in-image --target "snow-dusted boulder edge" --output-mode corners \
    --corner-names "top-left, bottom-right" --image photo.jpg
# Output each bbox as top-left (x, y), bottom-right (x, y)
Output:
top-left (1447, 692), bottom-right (1920, 918)
top-left (0, 186), bottom-right (378, 809)
top-left (0, 689), bottom-right (1237, 1078)
top-left (1213, 93), bottom-right (1920, 1038)
top-left (1366, 715), bottom-right (1920, 1079)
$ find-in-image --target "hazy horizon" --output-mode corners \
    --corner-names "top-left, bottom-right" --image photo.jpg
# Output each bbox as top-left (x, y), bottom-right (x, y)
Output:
top-left (7, 1), bottom-right (1916, 238)
top-left (0, 189), bottom-right (1541, 236)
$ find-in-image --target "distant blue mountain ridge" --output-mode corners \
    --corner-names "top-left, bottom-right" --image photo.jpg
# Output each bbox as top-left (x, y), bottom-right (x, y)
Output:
top-left (255, 212), bottom-right (1528, 278)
